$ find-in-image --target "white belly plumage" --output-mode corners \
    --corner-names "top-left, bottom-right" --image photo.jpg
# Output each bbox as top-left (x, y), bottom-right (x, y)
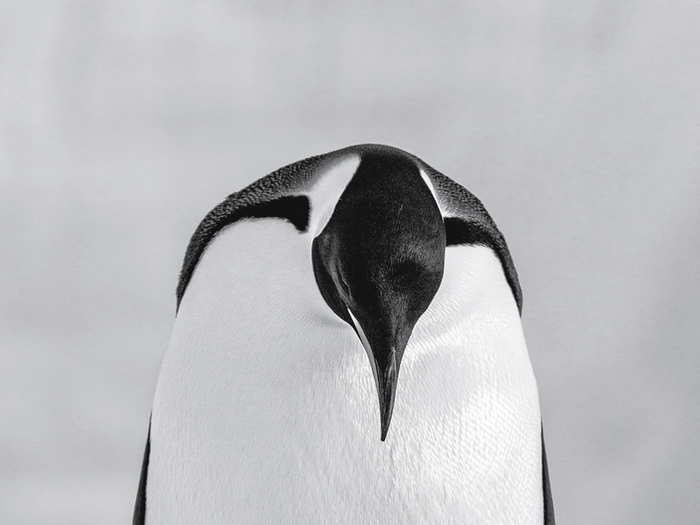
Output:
top-left (148, 219), bottom-right (543, 524)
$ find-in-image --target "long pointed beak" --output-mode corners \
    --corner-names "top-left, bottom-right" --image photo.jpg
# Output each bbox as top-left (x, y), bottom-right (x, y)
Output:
top-left (375, 350), bottom-right (397, 441)
top-left (348, 308), bottom-right (402, 441)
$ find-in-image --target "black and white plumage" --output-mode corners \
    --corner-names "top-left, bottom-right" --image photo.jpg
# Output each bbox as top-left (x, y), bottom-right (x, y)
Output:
top-left (134, 144), bottom-right (554, 524)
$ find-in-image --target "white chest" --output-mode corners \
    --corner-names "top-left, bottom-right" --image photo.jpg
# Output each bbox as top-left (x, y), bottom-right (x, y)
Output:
top-left (148, 220), bottom-right (543, 524)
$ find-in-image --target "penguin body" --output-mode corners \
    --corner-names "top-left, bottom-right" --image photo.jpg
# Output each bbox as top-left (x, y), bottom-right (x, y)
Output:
top-left (135, 145), bottom-right (554, 524)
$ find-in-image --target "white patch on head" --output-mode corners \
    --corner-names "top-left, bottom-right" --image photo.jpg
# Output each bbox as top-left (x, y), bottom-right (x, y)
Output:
top-left (418, 166), bottom-right (443, 215)
top-left (303, 154), bottom-right (362, 236)
top-left (148, 202), bottom-right (543, 524)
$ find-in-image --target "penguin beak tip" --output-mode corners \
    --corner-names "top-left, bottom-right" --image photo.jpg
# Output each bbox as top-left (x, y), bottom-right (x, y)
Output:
top-left (380, 428), bottom-right (389, 443)
top-left (380, 424), bottom-right (390, 442)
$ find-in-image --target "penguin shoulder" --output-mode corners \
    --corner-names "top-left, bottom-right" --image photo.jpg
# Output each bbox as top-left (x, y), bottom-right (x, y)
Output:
top-left (417, 159), bottom-right (523, 313)
top-left (175, 149), bottom-right (364, 308)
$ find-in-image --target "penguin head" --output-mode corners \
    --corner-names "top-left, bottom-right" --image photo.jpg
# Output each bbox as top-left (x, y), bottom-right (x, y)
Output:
top-left (312, 153), bottom-right (445, 440)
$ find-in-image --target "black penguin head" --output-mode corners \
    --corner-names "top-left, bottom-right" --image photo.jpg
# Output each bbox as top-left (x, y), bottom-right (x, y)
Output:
top-left (312, 153), bottom-right (445, 440)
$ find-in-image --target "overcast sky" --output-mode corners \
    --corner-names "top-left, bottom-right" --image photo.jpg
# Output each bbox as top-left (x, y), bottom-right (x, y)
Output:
top-left (1, 1), bottom-right (699, 523)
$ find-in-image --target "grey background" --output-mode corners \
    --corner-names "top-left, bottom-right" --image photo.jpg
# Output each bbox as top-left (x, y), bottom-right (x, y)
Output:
top-left (1, 1), bottom-right (698, 524)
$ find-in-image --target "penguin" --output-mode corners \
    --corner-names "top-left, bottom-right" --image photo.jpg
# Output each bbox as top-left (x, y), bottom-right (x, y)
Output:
top-left (134, 144), bottom-right (555, 524)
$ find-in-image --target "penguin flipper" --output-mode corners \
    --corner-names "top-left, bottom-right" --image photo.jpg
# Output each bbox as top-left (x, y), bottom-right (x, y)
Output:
top-left (542, 425), bottom-right (555, 524)
top-left (133, 419), bottom-right (151, 525)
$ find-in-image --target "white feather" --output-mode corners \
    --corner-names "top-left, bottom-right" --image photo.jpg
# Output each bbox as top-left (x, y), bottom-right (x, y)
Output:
top-left (303, 154), bottom-right (361, 236)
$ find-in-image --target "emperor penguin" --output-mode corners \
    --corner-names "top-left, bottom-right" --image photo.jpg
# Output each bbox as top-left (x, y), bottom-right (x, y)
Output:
top-left (134, 144), bottom-right (555, 524)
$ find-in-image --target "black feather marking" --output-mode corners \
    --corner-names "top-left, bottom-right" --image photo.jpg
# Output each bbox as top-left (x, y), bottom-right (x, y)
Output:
top-left (444, 216), bottom-right (523, 313)
top-left (176, 195), bottom-right (314, 310)
top-left (133, 418), bottom-right (151, 525)
top-left (542, 425), bottom-right (556, 524)
top-left (175, 154), bottom-right (325, 310)
top-left (176, 195), bottom-right (310, 309)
